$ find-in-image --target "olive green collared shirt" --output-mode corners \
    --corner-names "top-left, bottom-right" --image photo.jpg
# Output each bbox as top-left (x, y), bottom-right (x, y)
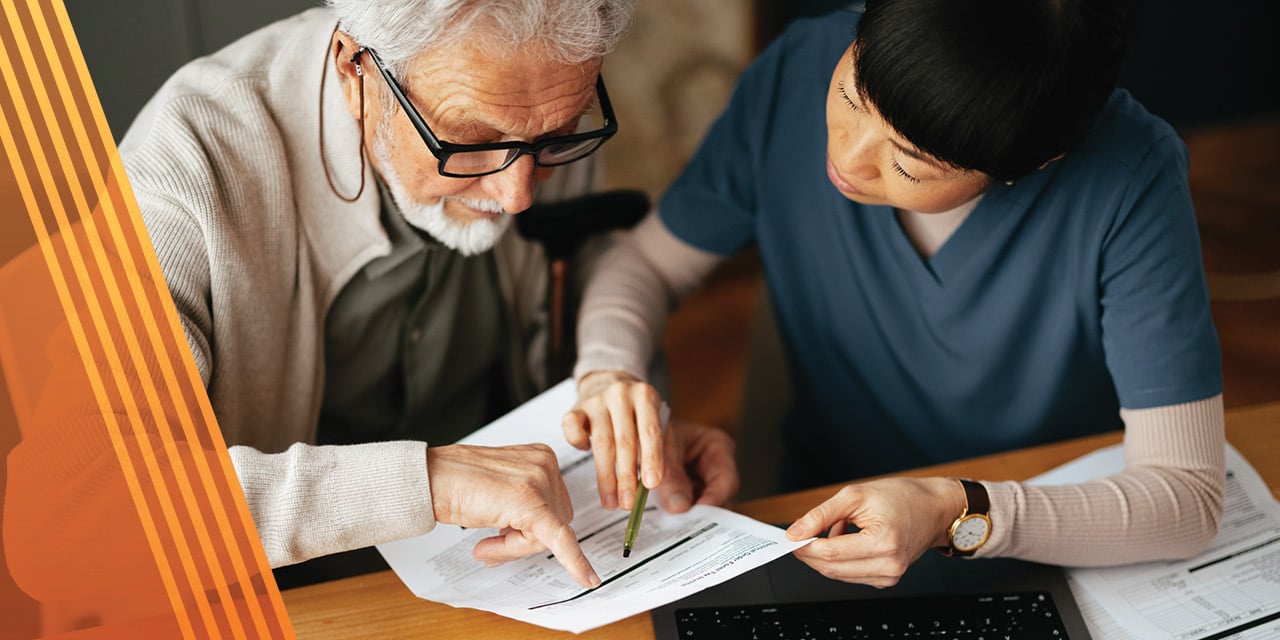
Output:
top-left (317, 184), bottom-right (508, 447)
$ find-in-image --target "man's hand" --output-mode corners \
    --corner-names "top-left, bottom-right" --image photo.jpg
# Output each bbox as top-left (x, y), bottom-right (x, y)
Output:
top-left (426, 443), bottom-right (601, 589)
top-left (562, 370), bottom-right (739, 512)
top-left (786, 477), bottom-right (966, 588)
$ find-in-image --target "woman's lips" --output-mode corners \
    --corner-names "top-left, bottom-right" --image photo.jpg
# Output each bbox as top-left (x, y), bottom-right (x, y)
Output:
top-left (826, 157), bottom-right (864, 196)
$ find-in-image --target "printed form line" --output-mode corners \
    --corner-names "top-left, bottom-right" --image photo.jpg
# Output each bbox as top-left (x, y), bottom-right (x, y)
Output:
top-left (529, 522), bottom-right (719, 610)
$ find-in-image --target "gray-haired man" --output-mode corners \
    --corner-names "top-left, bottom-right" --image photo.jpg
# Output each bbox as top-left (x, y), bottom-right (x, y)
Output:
top-left (121, 0), bottom-right (636, 588)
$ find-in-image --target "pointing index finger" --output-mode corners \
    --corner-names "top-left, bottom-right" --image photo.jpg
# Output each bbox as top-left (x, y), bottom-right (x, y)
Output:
top-left (529, 505), bottom-right (601, 588)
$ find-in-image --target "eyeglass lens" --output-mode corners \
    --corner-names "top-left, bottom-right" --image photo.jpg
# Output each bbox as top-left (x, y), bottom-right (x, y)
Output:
top-left (440, 111), bottom-right (608, 176)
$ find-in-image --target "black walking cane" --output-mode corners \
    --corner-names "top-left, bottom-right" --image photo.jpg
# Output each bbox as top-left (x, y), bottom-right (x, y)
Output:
top-left (516, 189), bottom-right (650, 384)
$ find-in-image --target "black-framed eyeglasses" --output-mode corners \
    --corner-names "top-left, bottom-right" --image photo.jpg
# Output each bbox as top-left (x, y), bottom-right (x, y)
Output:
top-left (357, 47), bottom-right (617, 178)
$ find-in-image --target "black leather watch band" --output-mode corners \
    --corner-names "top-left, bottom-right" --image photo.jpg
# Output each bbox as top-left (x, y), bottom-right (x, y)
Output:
top-left (958, 478), bottom-right (989, 516)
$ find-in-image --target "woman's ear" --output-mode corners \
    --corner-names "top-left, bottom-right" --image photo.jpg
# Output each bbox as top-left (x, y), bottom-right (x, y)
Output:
top-left (331, 30), bottom-right (366, 122)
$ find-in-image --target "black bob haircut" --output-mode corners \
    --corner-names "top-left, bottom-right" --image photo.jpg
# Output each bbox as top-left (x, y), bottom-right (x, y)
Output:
top-left (852, 0), bottom-right (1136, 182)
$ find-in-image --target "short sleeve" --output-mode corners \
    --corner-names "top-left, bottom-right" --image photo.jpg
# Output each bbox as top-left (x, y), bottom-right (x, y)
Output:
top-left (658, 32), bottom-right (791, 256)
top-left (1099, 136), bottom-right (1223, 409)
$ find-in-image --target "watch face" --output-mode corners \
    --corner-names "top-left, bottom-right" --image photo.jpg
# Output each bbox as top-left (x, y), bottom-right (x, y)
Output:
top-left (952, 515), bottom-right (991, 552)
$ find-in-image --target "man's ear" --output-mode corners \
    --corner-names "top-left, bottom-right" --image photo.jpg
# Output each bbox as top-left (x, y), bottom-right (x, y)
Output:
top-left (331, 30), bottom-right (366, 122)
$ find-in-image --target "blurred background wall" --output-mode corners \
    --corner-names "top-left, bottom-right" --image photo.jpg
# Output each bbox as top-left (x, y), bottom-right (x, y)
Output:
top-left (756, 0), bottom-right (1280, 130)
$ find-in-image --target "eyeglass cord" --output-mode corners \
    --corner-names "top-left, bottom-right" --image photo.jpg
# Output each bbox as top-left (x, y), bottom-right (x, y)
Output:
top-left (318, 22), bottom-right (367, 204)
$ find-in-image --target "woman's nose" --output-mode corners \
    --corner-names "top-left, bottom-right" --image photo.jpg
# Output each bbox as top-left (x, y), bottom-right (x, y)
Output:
top-left (832, 126), bottom-right (881, 181)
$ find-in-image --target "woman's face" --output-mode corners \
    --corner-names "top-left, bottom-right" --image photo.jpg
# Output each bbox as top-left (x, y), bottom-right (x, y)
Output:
top-left (825, 44), bottom-right (993, 212)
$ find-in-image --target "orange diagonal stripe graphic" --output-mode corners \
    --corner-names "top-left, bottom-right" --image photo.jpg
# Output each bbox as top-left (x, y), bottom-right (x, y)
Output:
top-left (0, 0), bottom-right (294, 637)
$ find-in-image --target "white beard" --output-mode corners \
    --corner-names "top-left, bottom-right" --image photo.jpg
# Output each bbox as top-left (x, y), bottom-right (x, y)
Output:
top-left (373, 128), bottom-right (513, 256)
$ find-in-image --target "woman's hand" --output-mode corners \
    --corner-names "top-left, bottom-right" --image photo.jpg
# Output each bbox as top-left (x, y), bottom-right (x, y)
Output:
top-left (787, 477), bottom-right (966, 588)
top-left (563, 371), bottom-right (665, 510)
top-left (563, 370), bottom-right (739, 511)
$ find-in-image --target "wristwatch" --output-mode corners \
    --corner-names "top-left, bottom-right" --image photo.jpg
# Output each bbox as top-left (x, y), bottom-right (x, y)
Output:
top-left (940, 478), bottom-right (991, 557)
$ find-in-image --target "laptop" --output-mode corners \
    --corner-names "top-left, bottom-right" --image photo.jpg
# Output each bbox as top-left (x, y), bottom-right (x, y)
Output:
top-left (652, 549), bottom-right (1094, 639)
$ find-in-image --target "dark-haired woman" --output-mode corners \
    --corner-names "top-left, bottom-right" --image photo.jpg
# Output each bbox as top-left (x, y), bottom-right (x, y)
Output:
top-left (564, 0), bottom-right (1224, 584)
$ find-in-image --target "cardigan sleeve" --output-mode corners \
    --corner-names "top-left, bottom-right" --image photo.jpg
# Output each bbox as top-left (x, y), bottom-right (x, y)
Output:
top-left (229, 441), bottom-right (436, 567)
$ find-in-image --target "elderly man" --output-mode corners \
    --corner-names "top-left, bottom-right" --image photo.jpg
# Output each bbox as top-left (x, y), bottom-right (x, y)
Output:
top-left (117, 0), bottom-right (638, 588)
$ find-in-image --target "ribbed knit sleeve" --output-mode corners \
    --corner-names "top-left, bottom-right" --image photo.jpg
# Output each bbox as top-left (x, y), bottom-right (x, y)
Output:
top-left (229, 441), bottom-right (435, 567)
top-left (574, 211), bottom-right (721, 381)
top-left (977, 394), bottom-right (1225, 565)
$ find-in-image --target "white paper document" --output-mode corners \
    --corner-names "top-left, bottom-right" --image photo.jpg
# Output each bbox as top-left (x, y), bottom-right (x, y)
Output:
top-left (1029, 443), bottom-right (1280, 640)
top-left (376, 379), bottom-right (811, 634)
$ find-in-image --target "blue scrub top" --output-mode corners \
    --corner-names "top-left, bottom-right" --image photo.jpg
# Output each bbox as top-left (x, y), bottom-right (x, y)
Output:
top-left (659, 10), bottom-right (1222, 487)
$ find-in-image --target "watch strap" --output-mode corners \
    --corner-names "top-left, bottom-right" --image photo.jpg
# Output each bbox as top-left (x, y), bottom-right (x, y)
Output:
top-left (938, 478), bottom-right (990, 557)
top-left (958, 478), bottom-right (989, 516)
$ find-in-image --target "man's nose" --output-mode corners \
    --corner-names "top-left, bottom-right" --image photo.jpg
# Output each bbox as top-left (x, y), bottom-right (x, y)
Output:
top-left (482, 154), bottom-right (539, 214)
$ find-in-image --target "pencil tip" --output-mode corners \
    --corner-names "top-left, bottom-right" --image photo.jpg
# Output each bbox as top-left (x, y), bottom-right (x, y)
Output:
top-left (623, 549), bottom-right (631, 558)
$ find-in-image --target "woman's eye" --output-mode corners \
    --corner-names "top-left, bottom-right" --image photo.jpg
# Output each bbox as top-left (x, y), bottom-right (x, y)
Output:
top-left (837, 82), bottom-right (858, 110)
top-left (892, 160), bottom-right (920, 184)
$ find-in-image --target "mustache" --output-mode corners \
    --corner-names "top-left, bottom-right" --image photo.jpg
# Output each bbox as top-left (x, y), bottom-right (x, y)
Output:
top-left (442, 196), bottom-right (508, 215)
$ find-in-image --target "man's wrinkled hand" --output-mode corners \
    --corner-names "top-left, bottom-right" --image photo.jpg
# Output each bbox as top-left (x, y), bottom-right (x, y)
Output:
top-left (426, 443), bottom-right (601, 588)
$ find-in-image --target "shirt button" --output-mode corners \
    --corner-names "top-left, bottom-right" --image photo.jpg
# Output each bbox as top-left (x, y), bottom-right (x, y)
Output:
top-left (408, 328), bottom-right (422, 344)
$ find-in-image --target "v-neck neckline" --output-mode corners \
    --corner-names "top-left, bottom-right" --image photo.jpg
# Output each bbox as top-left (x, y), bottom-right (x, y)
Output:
top-left (880, 186), bottom-right (1012, 290)
top-left (896, 195), bottom-right (983, 261)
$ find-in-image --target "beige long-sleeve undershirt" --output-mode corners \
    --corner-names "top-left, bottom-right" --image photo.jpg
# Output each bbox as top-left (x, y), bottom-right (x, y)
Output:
top-left (574, 211), bottom-right (1225, 567)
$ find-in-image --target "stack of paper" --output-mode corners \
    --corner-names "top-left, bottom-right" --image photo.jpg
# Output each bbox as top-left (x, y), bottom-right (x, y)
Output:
top-left (1030, 444), bottom-right (1280, 639)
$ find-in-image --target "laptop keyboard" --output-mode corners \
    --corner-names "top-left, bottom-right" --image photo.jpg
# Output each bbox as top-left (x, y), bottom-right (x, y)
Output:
top-left (674, 590), bottom-right (1071, 639)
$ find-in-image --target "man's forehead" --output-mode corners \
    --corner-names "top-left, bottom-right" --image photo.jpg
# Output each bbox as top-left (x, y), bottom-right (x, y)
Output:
top-left (405, 45), bottom-right (597, 99)
top-left (404, 33), bottom-right (600, 85)
top-left (397, 47), bottom-right (601, 136)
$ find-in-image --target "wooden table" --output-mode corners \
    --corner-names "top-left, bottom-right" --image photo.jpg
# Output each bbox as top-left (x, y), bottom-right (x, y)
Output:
top-left (281, 402), bottom-right (1280, 639)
